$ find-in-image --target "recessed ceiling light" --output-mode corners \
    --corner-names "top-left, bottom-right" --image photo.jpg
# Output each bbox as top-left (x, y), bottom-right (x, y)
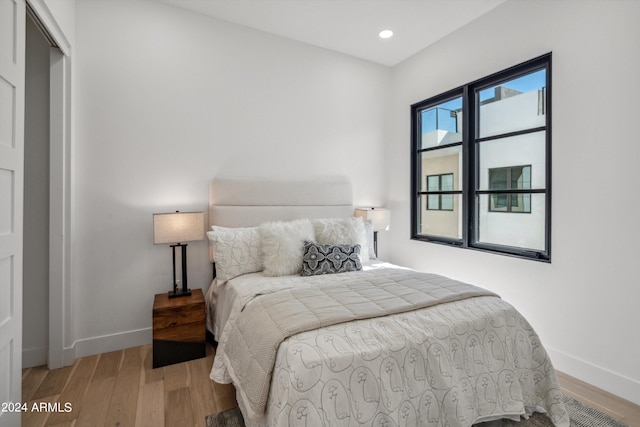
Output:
top-left (378, 29), bottom-right (394, 39)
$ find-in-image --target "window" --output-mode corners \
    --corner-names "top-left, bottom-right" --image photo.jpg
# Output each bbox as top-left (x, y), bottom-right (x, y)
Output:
top-left (410, 53), bottom-right (551, 261)
top-left (488, 165), bottom-right (531, 213)
top-left (427, 173), bottom-right (454, 211)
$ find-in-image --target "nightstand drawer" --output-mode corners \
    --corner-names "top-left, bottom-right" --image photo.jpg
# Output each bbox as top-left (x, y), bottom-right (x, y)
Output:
top-left (153, 320), bottom-right (205, 343)
top-left (153, 304), bottom-right (205, 342)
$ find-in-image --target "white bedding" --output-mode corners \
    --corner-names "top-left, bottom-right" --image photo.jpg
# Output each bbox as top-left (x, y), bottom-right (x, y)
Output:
top-left (209, 263), bottom-right (569, 427)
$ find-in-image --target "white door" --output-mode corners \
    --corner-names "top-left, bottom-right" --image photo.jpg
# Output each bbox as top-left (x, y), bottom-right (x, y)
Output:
top-left (0, 0), bottom-right (25, 426)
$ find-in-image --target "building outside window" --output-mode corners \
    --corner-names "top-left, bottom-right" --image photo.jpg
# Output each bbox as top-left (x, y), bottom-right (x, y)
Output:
top-left (410, 53), bottom-right (551, 261)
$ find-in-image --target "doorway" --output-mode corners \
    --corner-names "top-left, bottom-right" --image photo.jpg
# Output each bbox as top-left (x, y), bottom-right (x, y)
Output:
top-left (22, 3), bottom-right (70, 371)
top-left (22, 12), bottom-right (52, 369)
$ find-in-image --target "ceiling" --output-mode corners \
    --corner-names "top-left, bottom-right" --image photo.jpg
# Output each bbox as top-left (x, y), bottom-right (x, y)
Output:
top-left (154, 0), bottom-right (507, 66)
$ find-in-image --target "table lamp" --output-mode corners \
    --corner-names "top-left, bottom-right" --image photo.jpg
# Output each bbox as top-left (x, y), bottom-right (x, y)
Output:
top-left (354, 207), bottom-right (390, 257)
top-left (153, 211), bottom-right (204, 298)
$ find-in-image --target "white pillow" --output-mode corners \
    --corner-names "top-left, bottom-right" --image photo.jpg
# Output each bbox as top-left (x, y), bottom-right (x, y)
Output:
top-left (312, 217), bottom-right (371, 261)
top-left (259, 219), bottom-right (315, 276)
top-left (207, 226), bottom-right (262, 283)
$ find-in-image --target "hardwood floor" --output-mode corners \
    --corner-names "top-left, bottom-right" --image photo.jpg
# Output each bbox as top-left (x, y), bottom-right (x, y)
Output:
top-left (556, 371), bottom-right (640, 427)
top-left (21, 344), bottom-right (640, 427)
top-left (21, 344), bottom-right (236, 427)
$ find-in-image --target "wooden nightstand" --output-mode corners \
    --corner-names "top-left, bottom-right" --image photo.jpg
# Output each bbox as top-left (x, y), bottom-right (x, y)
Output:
top-left (152, 288), bottom-right (206, 368)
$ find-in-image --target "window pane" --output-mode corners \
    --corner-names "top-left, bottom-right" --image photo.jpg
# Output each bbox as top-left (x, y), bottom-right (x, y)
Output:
top-left (478, 69), bottom-right (546, 138)
top-left (441, 194), bottom-right (454, 210)
top-left (419, 194), bottom-right (462, 239)
top-left (477, 193), bottom-right (545, 250)
top-left (441, 173), bottom-right (453, 191)
top-left (511, 193), bottom-right (531, 213)
top-left (489, 168), bottom-right (508, 190)
top-left (420, 97), bottom-right (463, 149)
top-left (490, 194), bottom-right (509, 211)
top-left (489, 193), bottom-right (531, 213)
top-left (427, 175), bottom-right (439, 192)
top-left (478, 132), bottom-right (545, 191)
top-left (427, 194), bottom-right (439, 210)
top-left (420, 146), bottom-right (462, 192)
top-left (517, 165), bottom-right (532, 189)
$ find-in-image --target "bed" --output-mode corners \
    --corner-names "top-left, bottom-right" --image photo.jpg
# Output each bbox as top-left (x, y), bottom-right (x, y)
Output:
top-left (205, 176), bottom-right (569, 427)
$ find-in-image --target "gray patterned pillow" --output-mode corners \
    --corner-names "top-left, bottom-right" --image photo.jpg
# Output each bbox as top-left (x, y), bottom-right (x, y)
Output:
top-left (301, 241), bottom-right (362, 276)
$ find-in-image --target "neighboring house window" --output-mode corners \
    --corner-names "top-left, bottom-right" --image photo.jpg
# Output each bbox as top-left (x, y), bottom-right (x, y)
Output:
top-left (410, 53), bottom-right (551, 261)
top-left (427, 173), bottom-right (454, 211)
top-left (488, 165), bottom-right (531, 213)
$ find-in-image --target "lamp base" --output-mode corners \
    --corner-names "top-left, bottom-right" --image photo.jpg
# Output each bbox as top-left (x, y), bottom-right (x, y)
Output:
top-left (168, 288), bottom-right (192, 298)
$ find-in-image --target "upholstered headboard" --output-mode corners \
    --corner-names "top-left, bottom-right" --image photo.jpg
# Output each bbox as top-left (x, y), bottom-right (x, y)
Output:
top-left (208, 176), bottom-right (354, 262)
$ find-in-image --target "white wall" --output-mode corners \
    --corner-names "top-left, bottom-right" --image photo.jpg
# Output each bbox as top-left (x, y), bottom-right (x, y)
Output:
top-left (72, 1), bottom-right (390, 356)
top-left (387, 0), bottom-right (640, 404)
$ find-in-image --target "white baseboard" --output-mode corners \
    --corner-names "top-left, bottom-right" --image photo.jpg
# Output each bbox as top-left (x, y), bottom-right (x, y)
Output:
top-left (22, 346), bottom-right (48, 369)
top-left (547, 346), bottom-right (640, 406)
top-left (63, 346), bottom-right (76, 367)
top-left (70, 327), bottom-right (152, 360)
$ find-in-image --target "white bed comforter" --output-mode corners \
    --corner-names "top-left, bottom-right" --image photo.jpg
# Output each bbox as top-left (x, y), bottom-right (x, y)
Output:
top-left (210, 263), bottom-right (569, 427)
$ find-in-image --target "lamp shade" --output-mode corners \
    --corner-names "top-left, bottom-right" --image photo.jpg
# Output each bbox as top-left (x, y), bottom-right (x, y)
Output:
top-left (354, 208), bottom-right (390, 232)
top-left (153, 212), bottom-right (204, 244)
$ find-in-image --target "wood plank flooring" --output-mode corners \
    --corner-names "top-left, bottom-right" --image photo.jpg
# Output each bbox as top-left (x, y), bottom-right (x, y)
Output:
top-left (21, 344), bottom-right (236, 427)
top-left (556, 371), bottom-right (640, 427)
top-left (21, 344), bottom-right (640, 427)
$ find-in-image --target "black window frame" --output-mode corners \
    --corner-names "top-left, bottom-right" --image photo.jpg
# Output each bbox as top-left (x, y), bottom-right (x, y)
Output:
top-left (410, 53), bottom-right (551, 261)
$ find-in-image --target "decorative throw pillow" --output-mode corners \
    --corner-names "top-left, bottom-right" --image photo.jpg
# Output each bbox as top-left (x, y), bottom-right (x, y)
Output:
top-left (312, 217), bottom-right (370, 261)
top-left (301, 241), bottom-right (362, 276)
top-left (207, 226), bottom-right (262, 283)
top-left (259, 219), bottom-right (315, 276)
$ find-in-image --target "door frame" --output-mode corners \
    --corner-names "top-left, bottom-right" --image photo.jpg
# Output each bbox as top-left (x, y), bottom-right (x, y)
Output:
top-left (26, 0), bottom-right (73, 369)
